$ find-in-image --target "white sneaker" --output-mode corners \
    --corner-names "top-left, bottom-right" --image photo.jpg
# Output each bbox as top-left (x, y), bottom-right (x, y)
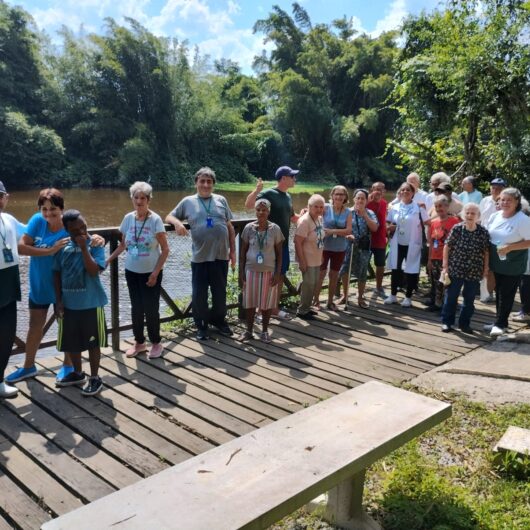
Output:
top-left (490, 326), bottom-right (506, 337)
top-left (401, 297), bottom-right (412, 308)
top-left (480, 294), bottom-right (495, 304)
top-left (384, 295), bottom-right (398, 304)
top-left (0, 381), bottom-right (18, 398)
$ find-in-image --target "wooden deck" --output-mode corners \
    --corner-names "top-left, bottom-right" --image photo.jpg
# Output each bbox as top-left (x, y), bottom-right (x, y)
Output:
top-left (0, 283), bottom-right (524, 529)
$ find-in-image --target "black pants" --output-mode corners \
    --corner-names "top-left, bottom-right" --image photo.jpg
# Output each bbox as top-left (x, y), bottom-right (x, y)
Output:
top-left (191, 260), bottom-right (229, 330)
top-left (125, 269), bottom-right (162, 345)
top-left (391, 244), bottom-right (418, 298)
top-left (494, 272), bottom-right (521, 328)
top-left (0, 301), bottom-right (17, 382)
top-left (520, 275), bottom-right (530, 314)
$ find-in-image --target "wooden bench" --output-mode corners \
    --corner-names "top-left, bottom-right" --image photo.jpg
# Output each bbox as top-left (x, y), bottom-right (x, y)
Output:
top-left (42, 381), bottom-right (451, 530)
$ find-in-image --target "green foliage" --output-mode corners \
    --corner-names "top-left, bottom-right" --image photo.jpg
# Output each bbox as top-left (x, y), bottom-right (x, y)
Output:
top-left (494, 450), bottom-right (530, 481)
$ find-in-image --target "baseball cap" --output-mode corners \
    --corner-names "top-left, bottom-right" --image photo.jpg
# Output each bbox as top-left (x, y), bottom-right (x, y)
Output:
top-left (490, 177), bottom-right (507, 187)
top-left (0, 181), bottom-right (6, 194)
top-left (275, 166), bottom-right (299, 180)
top-left (434, 182), bottom-right (453, 192)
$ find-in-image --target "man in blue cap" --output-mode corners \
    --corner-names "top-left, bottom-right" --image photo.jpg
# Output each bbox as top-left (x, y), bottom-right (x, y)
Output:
top-left (245, 166), bottom-right (300, 319)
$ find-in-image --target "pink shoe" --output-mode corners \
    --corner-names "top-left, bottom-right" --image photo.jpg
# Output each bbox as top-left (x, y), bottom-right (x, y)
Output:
top-left (125, 342), bottom-right (147, 358)
top-left (148, 343), bottom-right (163, 359)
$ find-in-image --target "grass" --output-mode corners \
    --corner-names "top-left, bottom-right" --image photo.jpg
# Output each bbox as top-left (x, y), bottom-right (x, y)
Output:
top-left (271, 387), bottom-right (530, 530)
top-left (214, 180), bottom-right (334, 194)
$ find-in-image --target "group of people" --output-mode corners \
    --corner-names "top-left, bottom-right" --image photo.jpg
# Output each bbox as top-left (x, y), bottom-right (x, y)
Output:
top-left (1, 167), bottom-right (529, 400)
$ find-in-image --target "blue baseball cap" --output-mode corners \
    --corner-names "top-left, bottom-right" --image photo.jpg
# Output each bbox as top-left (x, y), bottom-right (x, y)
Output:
top-left (275, 166), bottom-right (299, 180)
top-left (490, 177), bottom-right (507, 187)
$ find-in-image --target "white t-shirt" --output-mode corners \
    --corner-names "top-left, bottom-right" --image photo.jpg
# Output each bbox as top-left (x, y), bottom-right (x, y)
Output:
top-left (426, 191), bottom-right (460, 212)
top-left (120, 211), bottom-right (165, 273)
top-left (487, 211), bottom-right (530, 247)
top-left (479, 195), bottom-right (498, 226)
top-left (0, 213), bottom-right (24, 270)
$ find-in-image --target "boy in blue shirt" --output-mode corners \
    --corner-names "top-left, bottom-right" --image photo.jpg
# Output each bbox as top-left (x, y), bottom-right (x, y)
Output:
top-left (53, 210), bottom-right (108, 396)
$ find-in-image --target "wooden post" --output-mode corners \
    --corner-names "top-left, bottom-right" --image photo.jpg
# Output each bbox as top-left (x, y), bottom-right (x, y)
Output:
top-left (109, 234), bottom-right (120, 351)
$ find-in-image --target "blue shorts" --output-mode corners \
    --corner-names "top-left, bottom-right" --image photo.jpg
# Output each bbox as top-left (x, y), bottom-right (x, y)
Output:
top-left (281, 244), bottom-right (290, 275)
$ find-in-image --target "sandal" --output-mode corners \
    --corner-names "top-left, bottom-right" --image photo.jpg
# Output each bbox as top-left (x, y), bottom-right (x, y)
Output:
top-left (336, 296), bottom-right (346, 305)
top-left (358, 299), bottom-right (369, 309)
top-left (326, 302), bottom-right (339, 311)
top-left (239, 330), bottom-right (254, 342)
top-left (260, 331), bottom-right (272, 343)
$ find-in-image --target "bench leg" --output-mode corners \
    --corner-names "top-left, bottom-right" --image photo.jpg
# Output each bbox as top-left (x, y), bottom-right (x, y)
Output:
top-left (324, 470), bottom-right (382, 530)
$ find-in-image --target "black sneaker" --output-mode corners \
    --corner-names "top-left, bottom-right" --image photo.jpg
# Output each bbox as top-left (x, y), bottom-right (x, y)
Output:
top-left (214, 323), bottom-right (233, 336)
top-left (297, 312), bottom-right (315, 320)
top-left (196, 328), bottom-right (209, 340)
top-left (56, 371), bottom-right (86, 387)
top-left (82, 376), bottom-right (103, 397)
top-left (459, 326), bottom-right (474, 334)
top-left (441, 324), bottom-right (452, 333)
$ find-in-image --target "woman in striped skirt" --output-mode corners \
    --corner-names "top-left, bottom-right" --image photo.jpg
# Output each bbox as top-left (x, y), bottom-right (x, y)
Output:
top-left (239, 198), bottom-right (284, 343)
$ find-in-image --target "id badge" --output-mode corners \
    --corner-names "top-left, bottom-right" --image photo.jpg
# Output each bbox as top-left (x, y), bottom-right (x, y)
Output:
top-left (332, 234), bottom-right (337, 238)
top-left (2, 247), bottom-right (14, 263)
top-left (433, 239), bottom-right (439, 249)
top-left (129, 246), bottom-right (139, 259)
top-left (206, 217), bottom-right (213, 228)
top-left (256, 252), bottom-right (264, 265)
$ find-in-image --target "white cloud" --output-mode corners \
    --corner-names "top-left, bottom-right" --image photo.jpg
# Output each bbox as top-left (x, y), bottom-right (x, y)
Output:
top-left (31, 7), bottom-right (84, 32)
top-left (371, 0), bottom-right (408, 36)
top-left (227, 0), bottom-right (241, 16)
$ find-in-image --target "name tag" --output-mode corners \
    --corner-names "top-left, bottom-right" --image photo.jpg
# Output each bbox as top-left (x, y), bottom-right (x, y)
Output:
top-left (206, 217), bottom-right (213, 228)
top-left (129, 246), bottom-right (139, 259)
top-left (256, 252), bottom-right (264, 265)
top-left (2, 247), bottom-right (14, 263)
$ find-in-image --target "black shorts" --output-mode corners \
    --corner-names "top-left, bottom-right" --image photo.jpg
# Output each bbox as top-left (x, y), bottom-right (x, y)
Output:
top-left (371, 248), bottom-right (386, 267)
top-left (57, 307), bottom-right (107, 353)
top-left (29, 298), bottom-right (51, 311)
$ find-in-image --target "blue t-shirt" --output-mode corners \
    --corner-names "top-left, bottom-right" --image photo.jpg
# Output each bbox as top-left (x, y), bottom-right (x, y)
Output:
top-left (53, 239), bottom-right (108, 310)
top-left (25, 213), bottom-right (68, 305)
top-left (322, 204), bottom-right (350, 252)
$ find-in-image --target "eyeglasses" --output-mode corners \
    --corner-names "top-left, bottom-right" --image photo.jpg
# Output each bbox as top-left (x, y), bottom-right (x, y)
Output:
top-left (0, 193), bottom-right (7, 199)
top-left (399, 189), bottom-right (413, 193)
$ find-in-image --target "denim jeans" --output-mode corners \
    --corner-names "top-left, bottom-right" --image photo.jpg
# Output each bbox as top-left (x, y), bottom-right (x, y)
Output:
top-left (441, 277), bottom-right (479, 328)
top-left (191, 260), bottom-right (229, 330)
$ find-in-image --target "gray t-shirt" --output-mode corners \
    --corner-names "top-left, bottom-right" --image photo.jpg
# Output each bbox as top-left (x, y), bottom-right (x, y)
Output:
top-left (241, 221), bottom-right (284, 272)
top-left (170, 193), bottom-right (233, 263)
top-left (120, 211), bottom-right (165, 273)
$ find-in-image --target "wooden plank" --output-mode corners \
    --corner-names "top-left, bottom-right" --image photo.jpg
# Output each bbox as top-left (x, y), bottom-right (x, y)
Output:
top-left (99, 353), bottom-right (258, 436)
top-left (38, 357), bottom-right (214, 456)
top-left (0, 514), bottom-right (15, 530)
top-left (186, 331), bottom-right (348, 395)
top-left (43, 382), bottom-right (451, 530)
top-left (34, 361), bottom-right (193, 466)
top-left (0, 398), bottom-right (114, 502)
top-left (15, 378), bottom-right (166, 478)
top-left (167, 337), bottom-right (320, 405)
top-left (0, 430), bottom-right (83, 514)
top-left (0, 473), bottom-right (51, 529)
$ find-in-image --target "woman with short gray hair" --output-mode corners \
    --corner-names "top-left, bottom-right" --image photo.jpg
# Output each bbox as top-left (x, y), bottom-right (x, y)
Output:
top-left (107, 181), bottom-right (169, 358)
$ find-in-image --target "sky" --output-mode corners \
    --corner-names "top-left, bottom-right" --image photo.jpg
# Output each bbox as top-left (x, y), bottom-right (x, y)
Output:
top-left (14, 0), bottom-right (442, 73)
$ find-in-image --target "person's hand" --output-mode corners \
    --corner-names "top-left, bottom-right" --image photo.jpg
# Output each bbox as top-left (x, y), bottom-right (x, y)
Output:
top-left (387, 224), bottom-right (397, 235)
top-left (175, 224), bottom-right (188, 236)
top-left (229, 249), bottom-right (236, 270)
top-left (54, 301), bottom-right (64, 319)
top-left (50, 237), bottom-right (70, 254)
top-left (324, 228), bottom-right (332, 237)
top-left (299, 207), bottom-right (308, 216)
top-left (346, 234), bottom-right (355, 241)
top-left (74, 234), bottom-right (88, 248)
top-left (255, 178), bottom-right (264, 194)
top-left (299, 262), bottom-right (307, 273)
top-left (417, 202), bottom-right (426, 209)
top-left (426, 260), bottom-right (432, 272)
top-left (146, 272), bottom-right (158, 287)
top-left (497, 244), bottom-right (509, 257)
top-left (90, 234), bottom-right (106, 247)
top-left (270, 273), bottom-right (280, 287)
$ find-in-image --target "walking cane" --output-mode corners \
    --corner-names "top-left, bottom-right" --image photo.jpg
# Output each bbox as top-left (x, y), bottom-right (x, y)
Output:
top-left (343, 237), bottom-right (355, 311)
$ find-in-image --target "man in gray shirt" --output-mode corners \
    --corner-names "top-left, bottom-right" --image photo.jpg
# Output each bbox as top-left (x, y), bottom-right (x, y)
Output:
top-left (166, 167), bottom-right (236, 340)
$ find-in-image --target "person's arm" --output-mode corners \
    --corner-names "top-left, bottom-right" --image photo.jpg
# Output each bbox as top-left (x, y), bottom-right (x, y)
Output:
top-left (500, 239), bottom-right (530, 255)
top-left (147, 231), bottom-right (170, 287)
top-left (364, 211), bottom-right (379, 233)
top-left (294, 234), bottom-right (307, 272)
top-left (244, 178), bottom-right (263, 209)
top-left (227, 221), bottom-right (236, 269)
top-left (53, 270), bottom-right (64, 319)
top-left (271, 241), bottom-right (283, 286)
top-left (165, 213), bottom-right (188, 236)
top-left (483, 247), bottom-right (490, 277)
top-left (106, 232), bottom-right (126, 266)
top-left (76, 236), bottom-right (100, 276)
top-left (239, 238), bottom-right (249, 288)
top-left (18, 233), bottom-right (69, 256)
top-left (326, 211), bottom-right (352, 237)
top-left (442, 242), bottom-right (450, 274)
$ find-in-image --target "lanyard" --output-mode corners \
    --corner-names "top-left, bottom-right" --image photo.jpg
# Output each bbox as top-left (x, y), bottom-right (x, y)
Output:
top-left (332, 206), bottom-right (344, 228)
top-left (255, 224), bottom-right (268, 250)
top-left (0, 215), bottom-right (9, 248)
top-left (312, 216), bottom-right (324, 247)
top-left (198, 196), bottom-right (213, 216)
top-left (134, 215), bottom-right (148, 243)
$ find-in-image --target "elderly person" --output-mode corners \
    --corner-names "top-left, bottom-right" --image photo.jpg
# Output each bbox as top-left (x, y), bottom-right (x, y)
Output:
top-left (295, 194), bottom-right (326, 320)
top-left (107, 181), bottom-right (169, 359)
top-left (428, 183), bottom-right (463, 219)
top-left (313, 186), bottom-right (352, 310)
top-left (239, 198), bottom-right (284, 343)
top-left (426, 196), bottom-right (460, 311)
top-left (425, 172), bottom-right (459, 211)
top-left (440, 203), bottom-right (490, 333)
top-left (166, 167), bottom-right (235, 341)
top-left (485, 188), bottom-right (530, 336)
top-left (338, 189), bottom-right (379, 308)
top-left (6, 189), bottom-right (104, 385)
top-left (367, 182), bottom-right (388, 298)
top-left (385, 182), bottom-right (430, 307)
top-left (459, 176), bottom-right (482, 205)
top-left (0, 182), bottom-right (25, 398)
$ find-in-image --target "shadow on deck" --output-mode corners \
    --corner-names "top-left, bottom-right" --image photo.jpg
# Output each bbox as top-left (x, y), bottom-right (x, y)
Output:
top-left (0, 284), bottom-right (523, 529)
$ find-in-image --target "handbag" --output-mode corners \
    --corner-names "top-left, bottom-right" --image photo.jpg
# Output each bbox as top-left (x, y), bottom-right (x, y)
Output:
top-left (419, 210), bottom-right (429, 266)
